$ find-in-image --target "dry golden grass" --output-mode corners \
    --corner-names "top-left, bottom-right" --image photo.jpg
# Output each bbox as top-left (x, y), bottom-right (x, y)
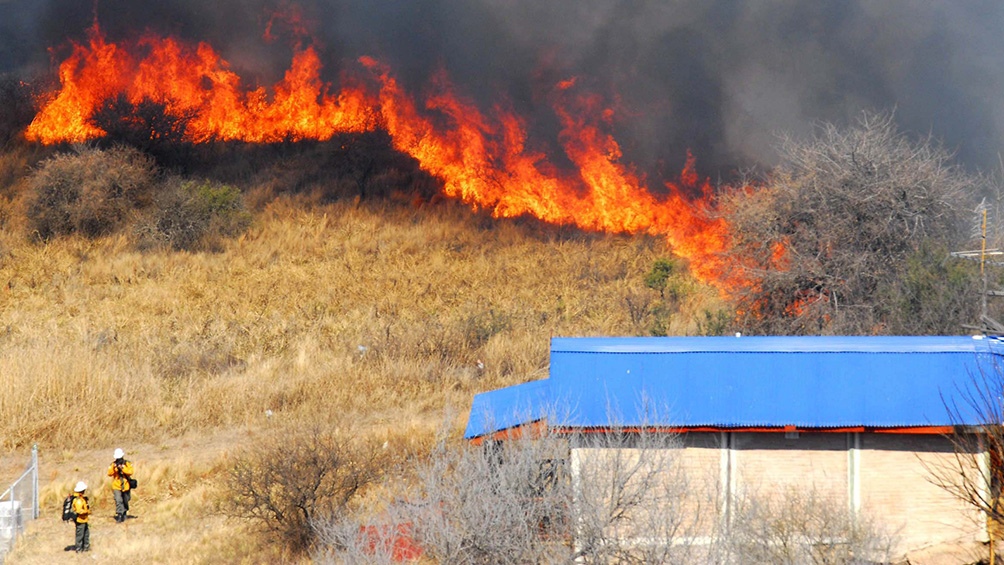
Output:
top-left (0, 193), bottom-right (722, 562)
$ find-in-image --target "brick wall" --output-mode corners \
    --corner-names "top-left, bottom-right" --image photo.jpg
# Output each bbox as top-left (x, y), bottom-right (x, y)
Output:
top-left (858, 434), bottom-right (985, 554)
top-left (732, 432), bottom-right (848, 503)
top-left (573, 431), bottom-right (986, 559)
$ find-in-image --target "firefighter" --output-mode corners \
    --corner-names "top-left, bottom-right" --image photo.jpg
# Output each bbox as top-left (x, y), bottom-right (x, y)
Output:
top-left (107, 448), bottom-right (135, 522)
top-left (72, 482), bottom-right (90, 552)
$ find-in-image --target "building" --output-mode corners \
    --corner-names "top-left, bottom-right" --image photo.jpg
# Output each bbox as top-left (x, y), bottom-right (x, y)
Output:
top-left (465, 335), bottom-right (1003, 563)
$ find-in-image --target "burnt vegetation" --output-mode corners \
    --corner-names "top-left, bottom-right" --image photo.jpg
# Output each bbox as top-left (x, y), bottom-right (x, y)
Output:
top-left (0, 75), bottom-right (36, 150)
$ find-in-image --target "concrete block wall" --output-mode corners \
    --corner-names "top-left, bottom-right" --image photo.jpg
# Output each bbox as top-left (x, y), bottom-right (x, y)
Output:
top-left (573, 431), bottom-right (987, 559)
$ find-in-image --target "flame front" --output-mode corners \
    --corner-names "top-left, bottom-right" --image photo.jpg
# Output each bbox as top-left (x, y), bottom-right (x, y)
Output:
top-left (25, 25), bottom-right (743, 291)
top-left (26, 25), bottom-right (376, 144)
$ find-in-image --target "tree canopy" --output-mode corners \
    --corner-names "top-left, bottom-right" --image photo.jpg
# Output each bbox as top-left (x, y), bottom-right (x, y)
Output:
top-left (720, 112), bottom-right (987, 335)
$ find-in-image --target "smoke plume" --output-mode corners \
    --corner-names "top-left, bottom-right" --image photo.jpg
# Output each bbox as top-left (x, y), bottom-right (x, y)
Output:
top-left (4, 0), bottom-right (1004, 177)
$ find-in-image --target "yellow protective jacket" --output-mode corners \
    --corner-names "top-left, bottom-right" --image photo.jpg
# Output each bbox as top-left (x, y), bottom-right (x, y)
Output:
top-left (108, 460), bottom-right (135, 492)
top-left (72, 493), bottom-right (89, 524)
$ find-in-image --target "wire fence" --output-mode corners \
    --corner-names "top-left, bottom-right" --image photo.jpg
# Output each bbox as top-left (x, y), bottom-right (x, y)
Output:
top-left (0, 446), bottom-right (39, 564)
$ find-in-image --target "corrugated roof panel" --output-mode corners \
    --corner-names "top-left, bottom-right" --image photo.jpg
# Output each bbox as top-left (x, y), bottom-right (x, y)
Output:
top-left (465, 336), bottom-right (999, 438)
top-left (550, 335), bottom-right (995, 354)
top-left (464, 379), bottom-right (550, 439)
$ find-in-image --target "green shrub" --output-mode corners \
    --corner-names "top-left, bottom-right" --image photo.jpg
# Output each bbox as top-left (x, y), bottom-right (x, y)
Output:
top-left (148, 178), bottom-right (251, 250)
top-left (463, 309), bottom-right (512, 348)
top-left (644, 257), bottom-right (679, 295)
top-left (878, 243), bottom-right (981, 334)
top-left (26, 145), bottom-right (158, 240)
top-left (695, 308), bottom-right (732, 336)
top-left (642, 257), bottom-right (697, 335)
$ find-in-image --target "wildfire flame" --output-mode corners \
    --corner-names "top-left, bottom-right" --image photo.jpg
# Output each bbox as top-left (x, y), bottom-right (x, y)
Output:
top-left (24, 24), bottom-right (742, 291)
top-left (26, 25), bottom-right (375, 144)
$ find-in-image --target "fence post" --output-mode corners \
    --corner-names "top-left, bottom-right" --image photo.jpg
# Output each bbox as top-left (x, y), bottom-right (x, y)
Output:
top-left (31, 445), bottom-right (38, 520)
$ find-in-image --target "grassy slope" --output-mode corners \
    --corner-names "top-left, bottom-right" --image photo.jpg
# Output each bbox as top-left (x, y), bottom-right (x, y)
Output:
top-left (0, 195), bottom-right (720, 563)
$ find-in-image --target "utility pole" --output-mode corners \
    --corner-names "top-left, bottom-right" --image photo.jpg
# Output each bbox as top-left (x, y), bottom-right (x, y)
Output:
top-left (952, 202), bottom-right (1004, 565)
top-left (953, 206), bottom-right (1004, 334)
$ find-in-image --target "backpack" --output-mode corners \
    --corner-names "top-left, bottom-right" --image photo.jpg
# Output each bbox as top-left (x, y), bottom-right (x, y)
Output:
top-left (61, 495), bottom-right (76, 522)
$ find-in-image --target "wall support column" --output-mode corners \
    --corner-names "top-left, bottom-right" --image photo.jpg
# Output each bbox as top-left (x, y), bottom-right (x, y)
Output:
top-left (847, 432), bottom-right (861, 518)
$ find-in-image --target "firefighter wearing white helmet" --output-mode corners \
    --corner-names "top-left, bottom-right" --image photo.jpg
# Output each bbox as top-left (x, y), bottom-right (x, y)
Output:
top-left (71, 482), bottom-right (90, 552)
top-left (107, 448), bottom-right (135, 523)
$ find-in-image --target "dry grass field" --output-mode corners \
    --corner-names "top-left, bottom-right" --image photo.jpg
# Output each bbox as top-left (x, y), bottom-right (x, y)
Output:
top-left (0, 190), bottom-right (721, 562)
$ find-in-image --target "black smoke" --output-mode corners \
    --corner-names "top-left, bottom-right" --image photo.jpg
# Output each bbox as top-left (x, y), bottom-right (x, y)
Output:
top-left (4, 0), bottom-right (1004, 179)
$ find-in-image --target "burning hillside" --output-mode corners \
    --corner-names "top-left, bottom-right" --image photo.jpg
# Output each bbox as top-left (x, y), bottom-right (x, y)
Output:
top-left (23, 22), bottom-right (740, 290)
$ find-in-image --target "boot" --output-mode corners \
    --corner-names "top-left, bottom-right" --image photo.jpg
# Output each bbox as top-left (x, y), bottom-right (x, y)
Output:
top-left (115, 513), bottom-right (124, 523)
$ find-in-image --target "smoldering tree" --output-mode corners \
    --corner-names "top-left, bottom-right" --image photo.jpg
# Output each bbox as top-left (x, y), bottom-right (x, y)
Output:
top-left (92, 94), bottom-right (198, 168)
top-left (720, 111), bottom-right (982, 335)
top-left (0, 74), bottom-right (36, 149)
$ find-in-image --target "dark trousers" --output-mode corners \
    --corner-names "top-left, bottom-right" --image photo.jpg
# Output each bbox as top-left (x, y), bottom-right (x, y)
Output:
top-left (114, 489), bottom-right (131, 516)
top-left (74, 522), bottom-right (89, 551)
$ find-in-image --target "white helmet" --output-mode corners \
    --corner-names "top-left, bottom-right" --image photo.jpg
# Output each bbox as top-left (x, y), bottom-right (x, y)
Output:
top-left (74, 481), bottom-right (87, 492)
top-left (114, 448), bottom-right (124, 459)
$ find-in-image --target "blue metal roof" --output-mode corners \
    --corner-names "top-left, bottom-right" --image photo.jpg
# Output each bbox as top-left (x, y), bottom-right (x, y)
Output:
top-left (464, 335), bottom-right (1003, 438)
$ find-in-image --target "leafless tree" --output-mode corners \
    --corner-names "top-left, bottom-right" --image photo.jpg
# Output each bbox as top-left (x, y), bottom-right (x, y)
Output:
top-left (569, 428), bottom-right (698, 564)
top-left (220, 426), bottom-right (383, 554)
top-left (717, 485), bottom-right (896, 565)
top-left (314, 412), bottom-right (898, 564)
top-left (314, 417), bottom-right (700, 564)
top-left (720, 111), bottom-right (983, 335)
top-left (929, 355), bottom-right (1004, 528)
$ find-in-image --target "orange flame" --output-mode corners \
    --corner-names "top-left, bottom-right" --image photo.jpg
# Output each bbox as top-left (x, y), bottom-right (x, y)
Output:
top-left (25, 25), bottom-right (744, 291)
top-left (26, 24), bottom-right (375, 144)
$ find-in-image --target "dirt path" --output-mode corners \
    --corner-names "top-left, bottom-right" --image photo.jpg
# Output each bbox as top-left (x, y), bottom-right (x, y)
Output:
top-left (1, 428), bottom-right (281, 564)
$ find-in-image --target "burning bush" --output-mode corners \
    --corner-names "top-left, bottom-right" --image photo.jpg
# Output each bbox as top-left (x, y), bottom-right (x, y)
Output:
top-left (721, 112), bottom-right (983, 335)
top-left (92, 94), bottom-right (196, 168)
top-left (26, 145), bottom-right (157, 240)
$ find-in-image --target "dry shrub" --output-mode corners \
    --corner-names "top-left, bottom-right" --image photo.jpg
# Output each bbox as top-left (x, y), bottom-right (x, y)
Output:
top-left (220, 426), bottom-right (384, 555)
top-left (720, 111), bottom-right (982, 335)
top-left (141, 177), bottom-right (252, 251)
top-left (723, 486), bottom-right (895, 564)
top-left (316, 429), bottom-right (896, 565)
top-left (316, 422), bottom-right (699, 565)
top-left (26, 145), bottom-right (158, 240)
